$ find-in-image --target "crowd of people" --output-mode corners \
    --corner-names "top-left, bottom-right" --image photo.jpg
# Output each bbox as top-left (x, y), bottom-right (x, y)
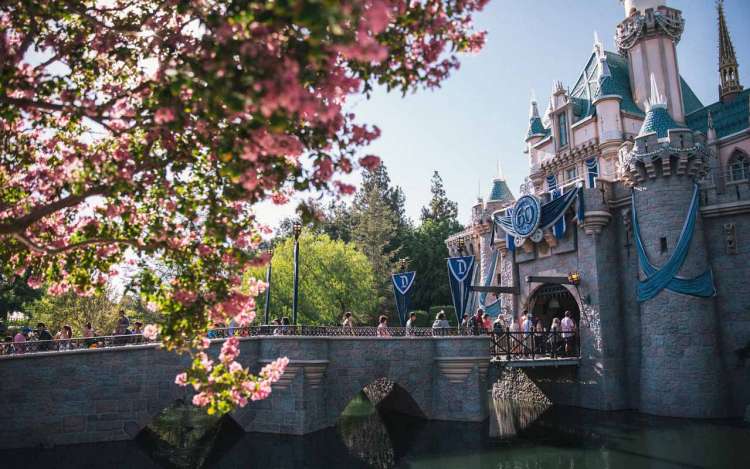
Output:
top-left (0, 310), bottom-right (148, 355)
top-left (458, 308), bottom-right (578, 357)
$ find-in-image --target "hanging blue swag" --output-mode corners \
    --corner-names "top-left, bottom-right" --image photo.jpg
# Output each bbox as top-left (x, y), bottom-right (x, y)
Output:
top-left (492, 186), bottom-right (584, 244)
top-left (631, 184), bottom-right (716, 302)
top-left (546, 174), bottom-right (557, 192)
top-left (585, 158), bottom-right (598, 188)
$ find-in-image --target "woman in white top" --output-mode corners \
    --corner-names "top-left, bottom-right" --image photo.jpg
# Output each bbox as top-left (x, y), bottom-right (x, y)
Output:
top-left (342, 312), bottom-right (354, 334)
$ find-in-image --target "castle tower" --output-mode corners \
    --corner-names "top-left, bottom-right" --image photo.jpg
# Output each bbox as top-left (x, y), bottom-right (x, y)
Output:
top-left (717, 0), bottom-right (743, 102)
top-left (621, 76), bottom-right (727, 418)
top-left (615, 0), bottom-right (686, 122)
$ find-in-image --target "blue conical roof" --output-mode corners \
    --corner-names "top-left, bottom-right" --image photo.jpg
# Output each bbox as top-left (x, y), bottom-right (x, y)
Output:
top-left (488, 178), bottom-right (514, 203)
top-left (638, 106), bottom-right (685, 139)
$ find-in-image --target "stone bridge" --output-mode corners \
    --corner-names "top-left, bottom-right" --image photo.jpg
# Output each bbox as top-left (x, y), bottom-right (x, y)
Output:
top-left (0, 336), bottom-right (490, 449)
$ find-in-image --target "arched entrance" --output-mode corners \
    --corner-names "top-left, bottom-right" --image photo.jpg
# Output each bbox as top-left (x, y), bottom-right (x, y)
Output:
top-left (527, 284), bottom-right (580, 330)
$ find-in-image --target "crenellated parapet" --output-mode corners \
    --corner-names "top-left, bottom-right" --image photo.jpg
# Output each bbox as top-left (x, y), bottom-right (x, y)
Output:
top-left (621, 129), bottom-right (711, 187)
top-left (615, 5), bottom-right (684, 55)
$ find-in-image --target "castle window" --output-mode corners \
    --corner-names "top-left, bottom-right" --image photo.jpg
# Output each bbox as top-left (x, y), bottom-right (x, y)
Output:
top-left (558, 112), bottom-right (569, 148)
top-left (565, 166), bottom-right (578, 182)
top-left (728, 151), bottom-right (750, 182)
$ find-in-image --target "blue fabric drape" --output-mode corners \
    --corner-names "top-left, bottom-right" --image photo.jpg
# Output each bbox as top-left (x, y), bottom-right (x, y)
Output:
top-left (632, 184), bottom-right (716, 302)
top-left (546, 174), bottom-right (557, 192)
top-left (492, 187), bottom-right (581, 240)
top-left (585, 158), bottom-right (598, 188)
top-left (550, 189), bottom-right (567, 239)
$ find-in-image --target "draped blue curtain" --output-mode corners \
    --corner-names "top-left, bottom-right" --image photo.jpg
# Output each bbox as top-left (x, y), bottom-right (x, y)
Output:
top-left (585, 158), bottom-right (598, 188)
top-left (546, 174), bottom-right (557, 192)
top-left (632, 184), bottom-right (716, 301)
top-left (550, 189), bottom-right (567, 239)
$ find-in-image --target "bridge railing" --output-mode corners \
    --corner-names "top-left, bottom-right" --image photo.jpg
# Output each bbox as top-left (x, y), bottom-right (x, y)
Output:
top-left (0, 333), bottom-right (154, 356)
top-left (207, 325), bottom-right (480, 337)
top-left (490, 330), bottom-right (579, 360)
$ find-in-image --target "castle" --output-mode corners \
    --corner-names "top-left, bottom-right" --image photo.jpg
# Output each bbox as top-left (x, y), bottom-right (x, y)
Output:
top-left (446, 0), bottom-right (750, 419)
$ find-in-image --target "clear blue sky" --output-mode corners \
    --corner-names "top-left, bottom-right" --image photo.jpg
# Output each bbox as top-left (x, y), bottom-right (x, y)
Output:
top-left (257, 0), bottom-right (750, 228)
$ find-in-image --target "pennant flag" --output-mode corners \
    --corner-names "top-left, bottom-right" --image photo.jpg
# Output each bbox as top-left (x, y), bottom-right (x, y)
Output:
top-left (391, 271), bottom-right (416, 326)
top-left (447, 256), bottom-right (476, 326)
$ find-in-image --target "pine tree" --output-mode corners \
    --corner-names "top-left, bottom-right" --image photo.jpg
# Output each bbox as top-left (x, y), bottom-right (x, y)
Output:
top-left (420, 171), bottom-right (458, 222)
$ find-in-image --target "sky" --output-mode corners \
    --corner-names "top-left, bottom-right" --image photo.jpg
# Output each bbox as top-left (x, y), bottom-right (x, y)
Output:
top-left (255, 0), bottom-right (750, 229)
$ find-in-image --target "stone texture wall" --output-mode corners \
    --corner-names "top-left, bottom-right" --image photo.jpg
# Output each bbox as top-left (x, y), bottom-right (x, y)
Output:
top-left (703, 211), bottom-right (750, 416)
top-left (633, 175), bottom-right (728, 418)
top-left (0, 336), bottom-right (491, 449)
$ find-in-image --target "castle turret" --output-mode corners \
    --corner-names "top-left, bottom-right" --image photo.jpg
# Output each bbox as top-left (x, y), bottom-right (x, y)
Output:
top-left (717, 0), bottom-right (743, 102)
top-left (615, 0), bottom-right (686, 123)
top-left (621, 75), bottom-right (728, 418)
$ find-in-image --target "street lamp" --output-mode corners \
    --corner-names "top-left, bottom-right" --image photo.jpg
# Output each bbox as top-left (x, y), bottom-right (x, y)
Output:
top-left (263, 247), bottom-right (274, 325)
top-left (399, 258), bottom-right (408, 272)
top-left (567, 271), bottom-right (581, 285)
top-left (292, 222), bottom-right (302, 325)
top-left (457, 237), bottom-right (466, 255)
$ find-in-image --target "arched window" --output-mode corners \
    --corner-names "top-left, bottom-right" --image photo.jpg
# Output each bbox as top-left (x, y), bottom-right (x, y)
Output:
top-left (728, 150), bottom-right (750, 182)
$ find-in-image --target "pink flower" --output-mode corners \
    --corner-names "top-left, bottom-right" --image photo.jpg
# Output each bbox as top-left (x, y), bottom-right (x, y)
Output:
top-left (219, 336), bottom-right (240, 363)
top-left (230, 388), bottom-right (248, 407)
top-left (26, 276), bottom-right (43, 289)
top-left (260, 356), bottom-right (289, 383)
top-left (173, 289), bottom-right (197, 306)
top-left (359, 155), bottom-right (381, 170)
top-left (192, 392), bottom-right (211, 407)
top-left (175, 372), bottom-right (188, 386)
top-left (142, 324), bottom-right (159, 340)
top-left (154, 107), bottom-right (175, 124)
top-left (229, 361), bottom-right (243, 374)
top-left (199, 337), bottom-right (211, 349)
top-left (197, 351), bottom-right (214, 371)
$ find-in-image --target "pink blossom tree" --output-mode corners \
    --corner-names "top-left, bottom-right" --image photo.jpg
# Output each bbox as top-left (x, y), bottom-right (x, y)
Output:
top-left (0, 0), bottom-right (487, 414)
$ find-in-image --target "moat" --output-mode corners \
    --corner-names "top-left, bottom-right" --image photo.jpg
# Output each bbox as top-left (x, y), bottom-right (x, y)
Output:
top-left (2, 395), bottom-right (748, 469)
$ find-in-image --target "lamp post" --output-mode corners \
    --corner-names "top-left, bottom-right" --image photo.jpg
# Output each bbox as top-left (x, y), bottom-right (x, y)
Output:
top-left (263, 247), bottom-right (274, 325)
top-left (292, 222), bottom-right (302, 325)
top-left (457, 237), bottom-right (466, 256)
top-left (399, 258), bottom-right (408, 272)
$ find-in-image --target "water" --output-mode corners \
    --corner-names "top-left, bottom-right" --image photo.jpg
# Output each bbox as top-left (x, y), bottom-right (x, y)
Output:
top-left (2, 396), bottom-right (748, 468)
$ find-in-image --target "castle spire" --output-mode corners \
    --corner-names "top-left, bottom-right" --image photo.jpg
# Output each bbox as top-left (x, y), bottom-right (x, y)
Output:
top-left (646, 73), bottom-right (667, 111)
top-left (717, 0), bottom-right (743, 102)
top-left (525, 91), bottom-right (546, 141)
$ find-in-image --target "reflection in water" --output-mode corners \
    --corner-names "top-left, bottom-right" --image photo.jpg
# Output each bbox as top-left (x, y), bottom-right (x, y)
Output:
top-left (138, 399), bottom-right (224, 469)
top-left (1, 401), bottom-right (749, 468)
top-left (490, 397), bottom-right (551, 439)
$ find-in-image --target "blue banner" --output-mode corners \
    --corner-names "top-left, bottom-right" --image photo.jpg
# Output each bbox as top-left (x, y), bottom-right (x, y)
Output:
top-left (391, 271), bottom-right (416, 326)
top-left (447, 256), bottom-right (476, 326)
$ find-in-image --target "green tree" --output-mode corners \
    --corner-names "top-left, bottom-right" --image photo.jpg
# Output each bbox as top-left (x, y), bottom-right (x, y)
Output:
top-left (404, 171), bottom-right (462, 310)
top-left (351, 170), bottom-right (400, 309)
top-left (420, 171), bottom-right (459, 222)
top-left (0, 272), bottom-right (41, 324)
top-left (248, 233), bottom-right (378, 326)
top-left (24, 289), bottom-right (133, 336)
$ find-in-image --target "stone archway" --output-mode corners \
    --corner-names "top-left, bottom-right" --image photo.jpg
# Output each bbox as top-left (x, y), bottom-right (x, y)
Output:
top-left (526, 283), bottom-right (582, 331)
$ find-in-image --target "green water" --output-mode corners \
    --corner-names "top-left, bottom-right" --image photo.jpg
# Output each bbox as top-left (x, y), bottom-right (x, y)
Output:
top-left (1, 397), bottom-right (748, 468)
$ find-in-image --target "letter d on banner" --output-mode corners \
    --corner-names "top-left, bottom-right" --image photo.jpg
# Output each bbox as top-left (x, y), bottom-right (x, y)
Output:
top-left (391, 271), bottom-right (416, 326)
top-left (447, 256), bottom-right (475, 326)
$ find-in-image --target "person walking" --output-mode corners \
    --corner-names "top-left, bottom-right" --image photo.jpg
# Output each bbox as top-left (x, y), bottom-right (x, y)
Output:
top-left (561, 310), bottom-right (577, 356)
top-left (549, 317), bottom-right (561, 356)
top-left (468, 308), bottom-right (484, 335)
top-left (482, 313), bottom-right (492, 332)
top-left (509, 315), bottom-right (521, 354)
top-left (432, 311), bottom-right (450, 336)
top-left (342, 312), bottom-right (354, 334)
top-left (405, 312), bottom-right (418, 336)
top-left (13, 327), bottom-right (29, 354)
top-left (377, 315), bottom-right (390, 337)
top-left (116, 310), bottom-right (130, 335)
top-left (522, 313), bottom-right (534, 357)
top-left (460, 314), bottom-right (469, 331)
top-left (36, 323), bottom-right (53, 351)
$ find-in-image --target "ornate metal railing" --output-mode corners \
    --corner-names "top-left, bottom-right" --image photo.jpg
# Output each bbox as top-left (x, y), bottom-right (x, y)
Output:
top-left (1, 326), bottom-right (579, 361)
top-left (490, 331), bottom-right (579, 360)
top-left (0, 334), bottom-right (154, 356)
